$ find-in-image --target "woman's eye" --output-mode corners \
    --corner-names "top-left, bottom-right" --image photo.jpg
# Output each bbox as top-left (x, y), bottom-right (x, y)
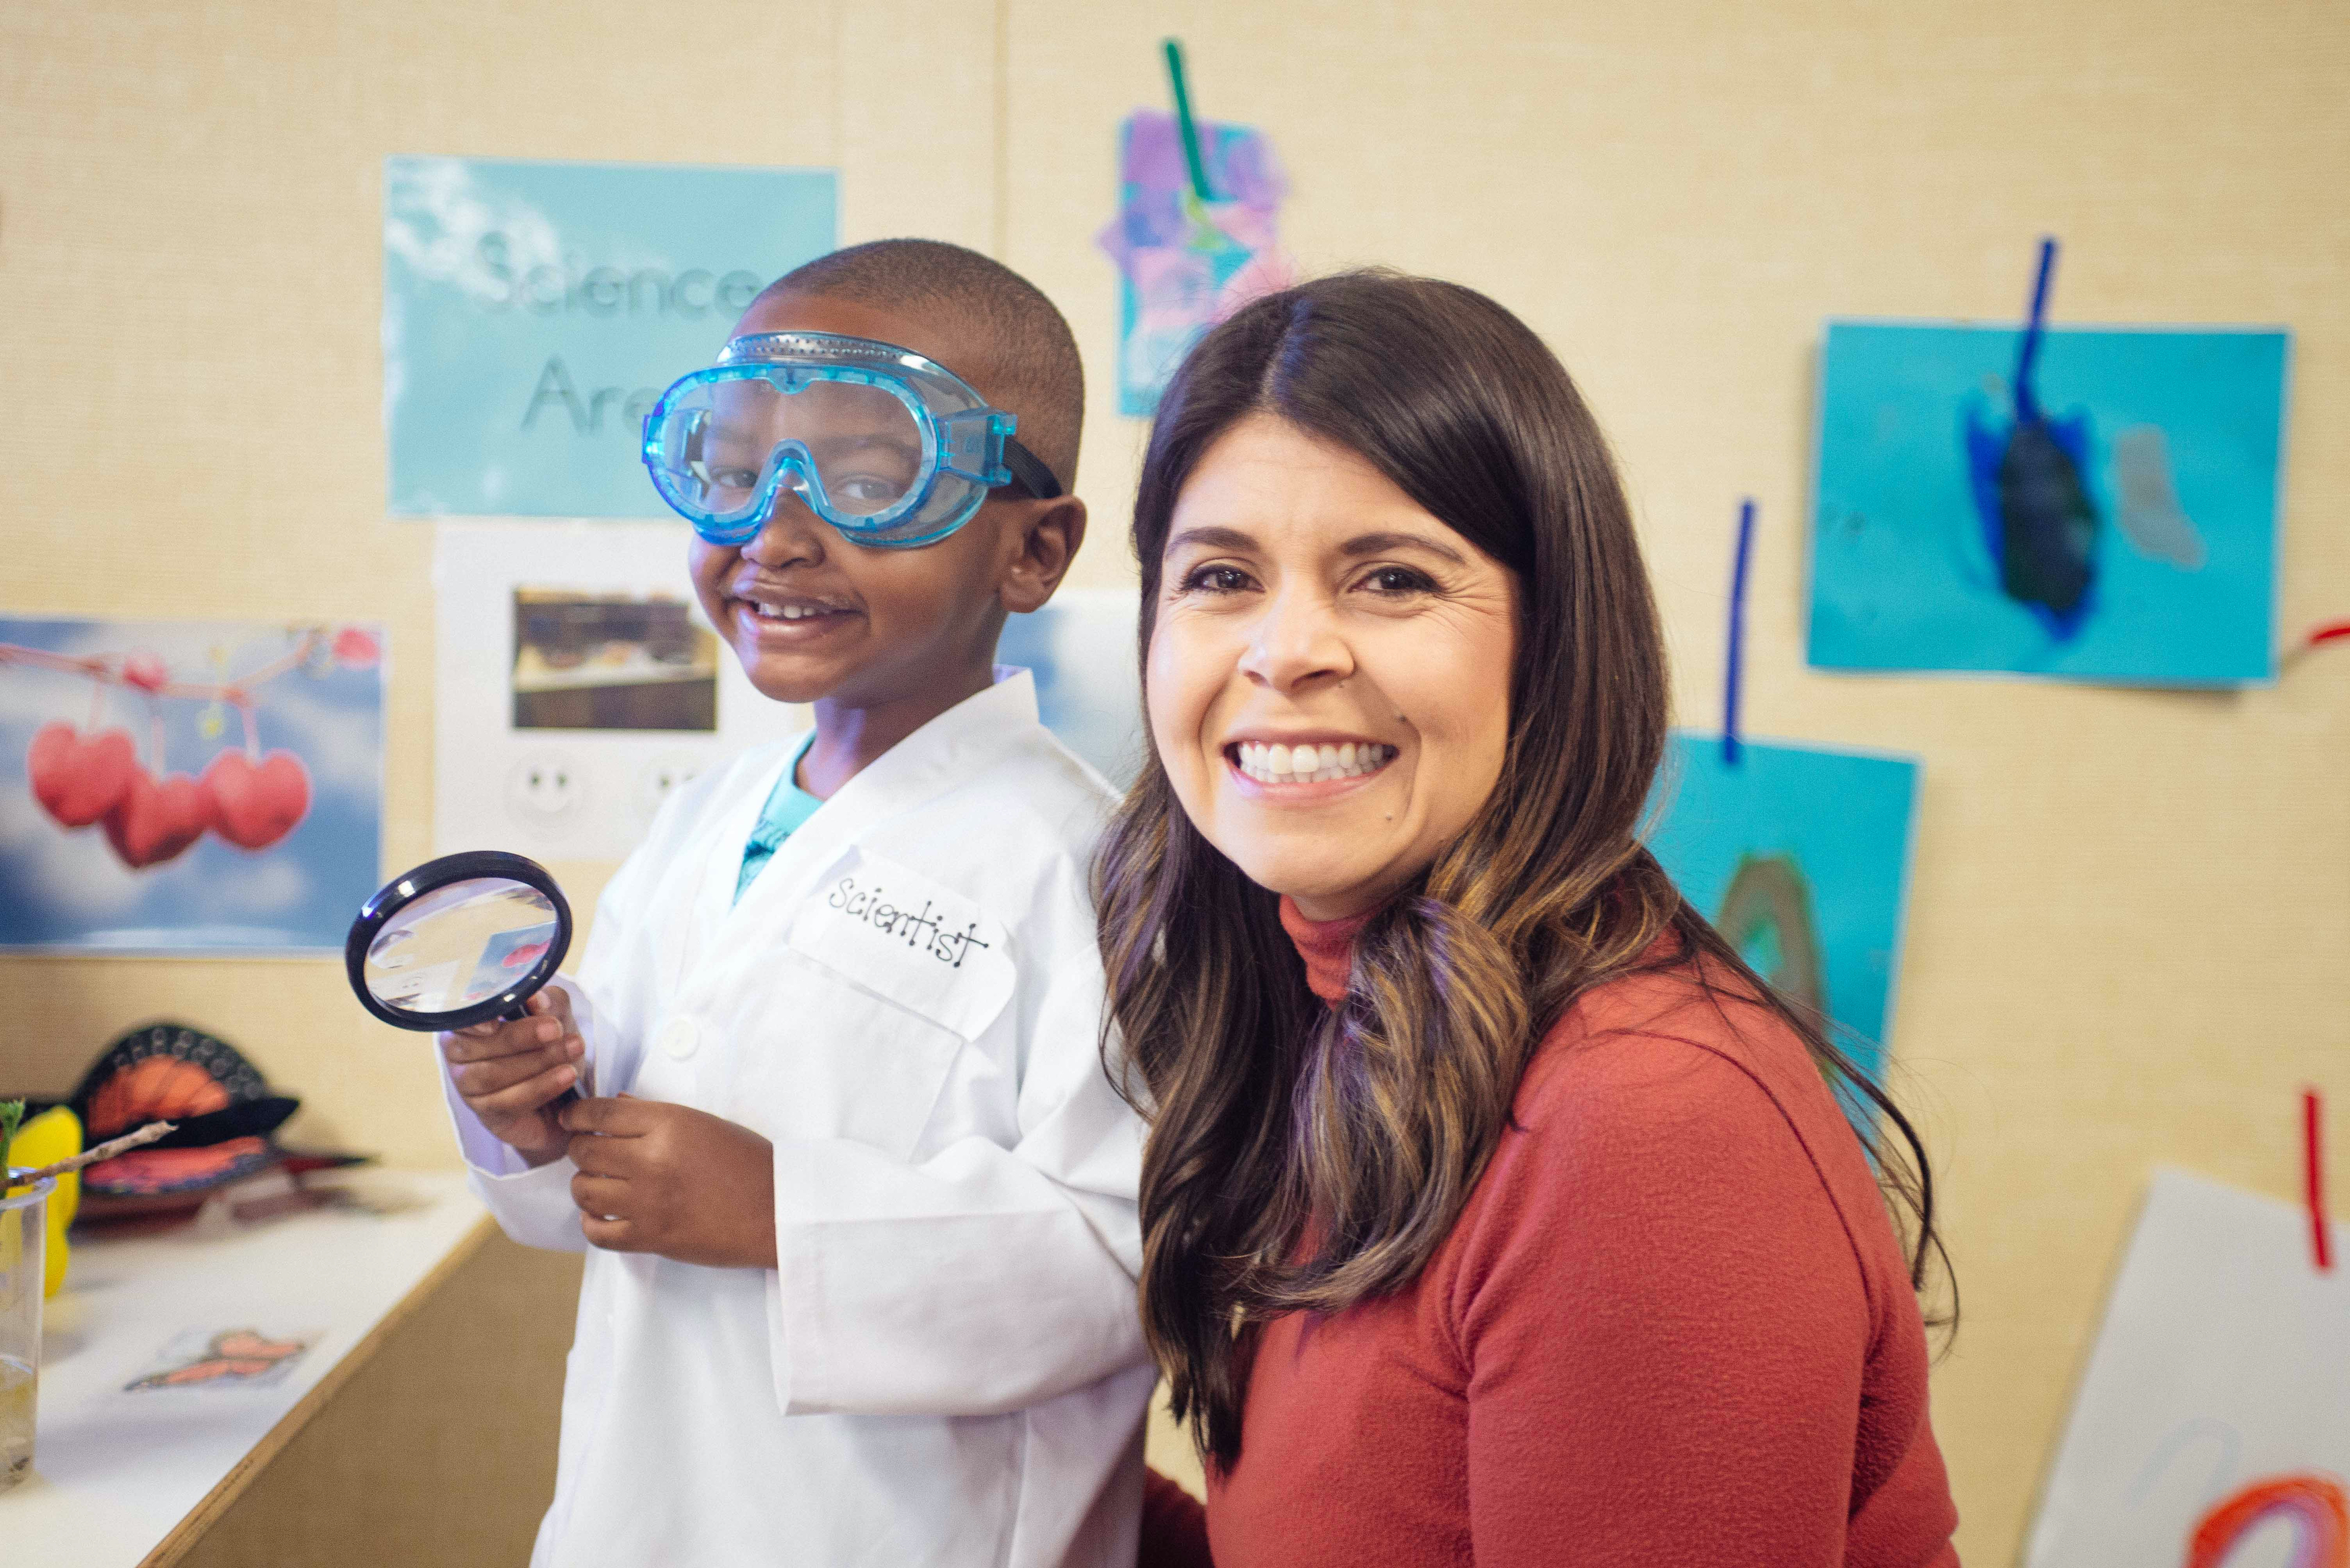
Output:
top-left (1178, 565), bottom-right (1255, 595)
top-left (1360, 565), bottom-right (1438, 595)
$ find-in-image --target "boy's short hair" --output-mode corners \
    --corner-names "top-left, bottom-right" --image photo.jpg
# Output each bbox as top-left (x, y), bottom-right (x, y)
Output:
top-left (760, 239), bottom-right (1085, 492)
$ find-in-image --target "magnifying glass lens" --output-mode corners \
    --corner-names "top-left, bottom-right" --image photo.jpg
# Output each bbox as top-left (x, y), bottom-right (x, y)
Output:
top-left (348, 851), bottom-right (573, 1034)
top-left (359, 877), bottom-right (559, 1017)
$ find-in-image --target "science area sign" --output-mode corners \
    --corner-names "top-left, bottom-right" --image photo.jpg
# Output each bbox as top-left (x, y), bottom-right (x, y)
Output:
top-left (384, 155), bottom-right (837, 518)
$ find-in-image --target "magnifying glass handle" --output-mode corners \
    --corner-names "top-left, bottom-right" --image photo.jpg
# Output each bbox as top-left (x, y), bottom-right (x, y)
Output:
top-left (498, 1003), bottom-right (585, 1108)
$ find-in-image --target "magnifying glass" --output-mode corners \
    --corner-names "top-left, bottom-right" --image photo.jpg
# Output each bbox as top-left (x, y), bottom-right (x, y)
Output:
top-left (345, 851), bottom-right (575, 1040)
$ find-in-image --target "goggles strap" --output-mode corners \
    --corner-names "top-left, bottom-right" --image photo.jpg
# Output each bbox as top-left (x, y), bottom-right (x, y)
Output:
top-left (1001, 438), bottom-right (1064, 501)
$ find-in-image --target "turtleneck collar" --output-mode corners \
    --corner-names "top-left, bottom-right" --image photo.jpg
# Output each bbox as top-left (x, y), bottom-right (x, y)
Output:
top-left (1278, 895), bottom-right (1374, 1003)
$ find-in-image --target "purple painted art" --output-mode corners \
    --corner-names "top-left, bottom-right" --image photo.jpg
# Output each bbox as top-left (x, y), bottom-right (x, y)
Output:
top-left (1098, 110), bottom-right (1292, 415)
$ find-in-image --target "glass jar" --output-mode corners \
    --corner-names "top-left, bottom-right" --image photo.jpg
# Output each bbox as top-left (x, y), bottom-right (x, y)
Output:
top-left (0, 1169), bottom-right (52, 1491)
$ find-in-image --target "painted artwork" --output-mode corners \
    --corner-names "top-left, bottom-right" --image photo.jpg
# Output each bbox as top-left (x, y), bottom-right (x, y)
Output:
top-left (1809, 321), bottom-right (2288, 685)
top-left (2026, 1169), bottom-right (2350, 1568)
top-left (124, 1328), bottom-right (315, 1393)
top-left (1644, 734), bottom-right (1920, 1078)
top-left (0, 618), bottom-right (385, 952)
top-left (433, 522), bottom-right (804, 861)
top-left (1096, 110), bottom-right (1292, 415)
top-left (996, 589), bottom-right (1145, 787)
top-left (384, 155), bottom-right (837, 518)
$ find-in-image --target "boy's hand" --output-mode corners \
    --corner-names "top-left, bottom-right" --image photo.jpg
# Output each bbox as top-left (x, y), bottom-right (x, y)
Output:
top-left (439, 989), bottom-right (583, 1169)
top-left (561, 1097), bottom-right (779, 1269)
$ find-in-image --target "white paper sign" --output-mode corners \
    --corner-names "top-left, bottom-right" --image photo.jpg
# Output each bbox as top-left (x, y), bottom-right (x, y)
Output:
top-left (2026, 1168), bottom-right (2350, 1568)
top-left (788, 846), bottom-right (1015, 1042)
top-left (432, 520), bottom-right (804, 861)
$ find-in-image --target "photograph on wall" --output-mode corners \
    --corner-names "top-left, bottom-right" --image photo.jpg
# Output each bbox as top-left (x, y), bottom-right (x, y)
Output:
top-left (434, 522), bottom-right (805, 862)
top-left (512, 589), bottom-right (718, 732)
top-left (996, 589), bottom-right (1146, 787)
top-left (1808, 322), bottom-right (2288, 687)
top-left (2024, 1169), bottom-right (2349, 1568)
top-left (384, 154), bottom-right (837, 518)
top-left (1644, 734), bottom-right (1920, 1079)
top-left (1096, 111), bottom-right (1292, 416)
top-left (0, 616), bottom-right (385, 952)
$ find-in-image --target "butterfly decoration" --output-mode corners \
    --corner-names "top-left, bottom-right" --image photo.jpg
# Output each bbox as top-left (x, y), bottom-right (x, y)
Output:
top-left (66, 1024), bottom-right (297, 1217)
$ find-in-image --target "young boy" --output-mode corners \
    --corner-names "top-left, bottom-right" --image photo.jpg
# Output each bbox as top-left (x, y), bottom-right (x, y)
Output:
top-left (438, 240), bottom-right (1154, 1567)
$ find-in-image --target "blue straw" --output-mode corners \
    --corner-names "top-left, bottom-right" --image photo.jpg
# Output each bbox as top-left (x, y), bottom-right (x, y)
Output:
top-left (2012, 236), bottom-right (2058, 423)
top-left (1723, 497), bottom-right (1756, 767)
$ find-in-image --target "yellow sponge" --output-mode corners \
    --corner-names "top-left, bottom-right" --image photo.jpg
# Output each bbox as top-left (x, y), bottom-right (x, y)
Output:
top-left (6, 1106), bottom-right (81, 1297)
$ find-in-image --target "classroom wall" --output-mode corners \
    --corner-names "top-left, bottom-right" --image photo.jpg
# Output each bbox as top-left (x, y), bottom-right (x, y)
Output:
top-left (3, 2), bottom-right (2343, 1561)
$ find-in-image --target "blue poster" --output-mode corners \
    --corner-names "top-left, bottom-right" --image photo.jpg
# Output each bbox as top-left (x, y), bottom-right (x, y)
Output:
top-left (996, 590), bottom-right (1145, 787)
top-left (1645, 734), bottom-right (1920, 1078)
top-left (384, 155), bottom-right (837, 518)
top-left (1809, 322), bottom-right (2288, 686)
top-left (0, 617), bottom-right (385, 952)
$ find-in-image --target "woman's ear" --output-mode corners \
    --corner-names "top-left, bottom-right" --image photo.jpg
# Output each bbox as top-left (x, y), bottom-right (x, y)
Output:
top-left (998, 496), bottom-right (1089, 615)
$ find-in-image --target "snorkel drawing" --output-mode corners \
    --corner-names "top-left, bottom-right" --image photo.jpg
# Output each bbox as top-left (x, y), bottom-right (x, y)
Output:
top-left (1964, 238), bottom-right (2101, 640)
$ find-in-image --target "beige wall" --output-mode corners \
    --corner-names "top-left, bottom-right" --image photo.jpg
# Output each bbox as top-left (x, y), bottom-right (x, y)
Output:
top-left (3, 3), bottom-right (2344, 1561)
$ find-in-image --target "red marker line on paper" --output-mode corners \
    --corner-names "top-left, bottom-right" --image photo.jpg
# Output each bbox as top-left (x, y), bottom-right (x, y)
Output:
top-left (2308, 1088), bottom-right (2333, 1273)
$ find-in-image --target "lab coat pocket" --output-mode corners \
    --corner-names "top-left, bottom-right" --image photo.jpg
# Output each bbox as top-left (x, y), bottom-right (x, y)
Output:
top-left (735, 847), bottom-right (1017, 1162)
top-left (790, 845), bottom-right (1017, 1042)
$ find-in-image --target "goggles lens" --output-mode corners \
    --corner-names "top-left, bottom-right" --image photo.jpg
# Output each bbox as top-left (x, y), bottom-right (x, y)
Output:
top-left (652, 374), bottom-right (929, 528)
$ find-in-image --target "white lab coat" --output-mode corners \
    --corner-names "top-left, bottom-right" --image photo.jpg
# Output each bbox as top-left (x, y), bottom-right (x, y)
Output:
top-left (442, 671), bottom-right (1156, 1568)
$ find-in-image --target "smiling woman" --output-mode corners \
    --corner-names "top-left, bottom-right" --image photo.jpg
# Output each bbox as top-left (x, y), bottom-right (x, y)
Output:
top-left (1100, 273), bottom-right (1961, 1567)
top-left (1147, 421), bottom-right (1520, 920)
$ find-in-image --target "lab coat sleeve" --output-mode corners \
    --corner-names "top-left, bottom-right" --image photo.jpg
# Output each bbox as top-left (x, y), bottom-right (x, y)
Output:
top-left (442, 1067), bottom-right (588, 1251)
top-left (438, 817), bottom-right (653, 1257)
top-left (765, 942), bottom-right (1148, 1418)
top-left (437, 973), bottom-right (606, 1254)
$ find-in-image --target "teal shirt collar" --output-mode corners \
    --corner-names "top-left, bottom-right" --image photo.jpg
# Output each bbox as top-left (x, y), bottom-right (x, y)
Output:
top-left (735, 728), bottom-right (824, 903)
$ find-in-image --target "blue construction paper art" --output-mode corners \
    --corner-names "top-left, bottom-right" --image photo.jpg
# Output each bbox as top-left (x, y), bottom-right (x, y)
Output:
top-left (1096, 111), bottom-right (1291, 416)
top-left (1809, 321), bottom-right (2289, 686)
top-left (1646, 733), bottom-right (1921, 1078)
top-left (996, 590), bottom-right (1145, 787)
top-left (385, 155), bottom-right (837, 518)
top-left (0, 616), bottom-right (386, 952)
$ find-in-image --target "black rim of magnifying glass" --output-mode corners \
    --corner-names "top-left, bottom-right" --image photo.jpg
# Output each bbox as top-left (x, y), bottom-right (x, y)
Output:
top-left (345, 850), bottom-right (574, 1032)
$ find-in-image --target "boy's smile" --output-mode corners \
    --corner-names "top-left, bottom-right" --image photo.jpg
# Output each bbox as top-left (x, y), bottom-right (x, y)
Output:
top-left (728, 581), bottom-right (859, 638)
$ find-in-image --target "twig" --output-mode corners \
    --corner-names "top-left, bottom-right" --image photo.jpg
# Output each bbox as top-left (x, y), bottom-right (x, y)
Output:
top-left (13, 1120), bottom-right (177, 1183)
top-left (0, 629), bottom-right (326, 707)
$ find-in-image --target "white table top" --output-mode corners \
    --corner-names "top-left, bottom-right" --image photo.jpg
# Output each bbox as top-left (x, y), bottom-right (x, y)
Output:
top-left (1, 1169), bottom-right (488, 1566)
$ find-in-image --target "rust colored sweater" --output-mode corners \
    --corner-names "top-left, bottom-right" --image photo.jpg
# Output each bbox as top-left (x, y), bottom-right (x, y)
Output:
top-left (1141, 901), bottom-right (1959, 1568)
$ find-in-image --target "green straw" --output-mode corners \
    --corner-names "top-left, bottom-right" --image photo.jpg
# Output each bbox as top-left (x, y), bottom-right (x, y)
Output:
top-left (1162, 38), bottom-right (1215, 203)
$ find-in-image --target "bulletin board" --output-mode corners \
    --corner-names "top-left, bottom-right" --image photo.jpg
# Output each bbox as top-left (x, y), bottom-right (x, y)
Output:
top-left (1, 3), bottom-right (2343, 1561)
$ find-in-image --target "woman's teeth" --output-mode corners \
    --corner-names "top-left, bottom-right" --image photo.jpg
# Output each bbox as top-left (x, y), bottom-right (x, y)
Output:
top-left (1233, 740), bottom-right (1397, 785)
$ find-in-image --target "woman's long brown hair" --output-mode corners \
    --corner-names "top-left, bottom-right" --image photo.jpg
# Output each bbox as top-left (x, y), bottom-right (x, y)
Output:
top-left (1094, 271), bottom-right (1950, 1470)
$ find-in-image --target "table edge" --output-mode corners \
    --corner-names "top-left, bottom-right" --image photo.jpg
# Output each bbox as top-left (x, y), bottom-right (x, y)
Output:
top-left (136, 1209), bottom-right (499, 1568)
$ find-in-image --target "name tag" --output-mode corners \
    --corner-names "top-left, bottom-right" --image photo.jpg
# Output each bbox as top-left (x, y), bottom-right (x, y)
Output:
top-left (787, 847), bottom-right (1017, 1042)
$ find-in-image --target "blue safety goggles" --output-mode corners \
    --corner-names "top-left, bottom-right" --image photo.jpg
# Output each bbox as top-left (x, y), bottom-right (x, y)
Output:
top-left (641, 332), bottom-right (1062, 549)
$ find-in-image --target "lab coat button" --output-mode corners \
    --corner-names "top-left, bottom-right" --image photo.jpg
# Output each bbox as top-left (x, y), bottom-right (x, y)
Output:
top-left (659, 1018), bottom-right (700, 1059)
